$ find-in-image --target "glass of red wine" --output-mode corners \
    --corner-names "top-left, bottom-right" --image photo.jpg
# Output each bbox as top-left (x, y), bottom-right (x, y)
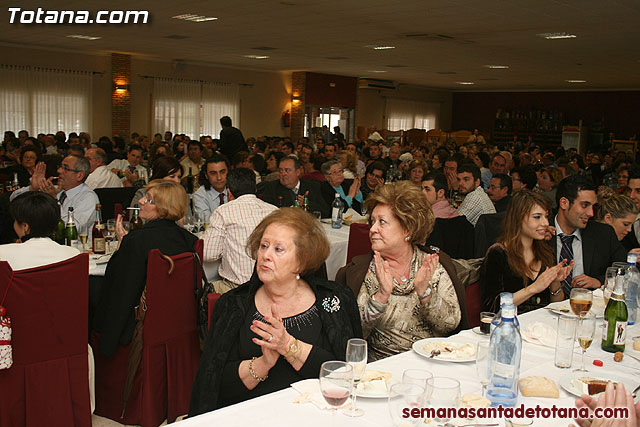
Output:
top-left (320, 361), bottom-right (353, 418)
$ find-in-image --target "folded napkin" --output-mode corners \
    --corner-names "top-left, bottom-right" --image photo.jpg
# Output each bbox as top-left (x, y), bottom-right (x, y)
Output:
top-left (343, 208), bottom-right (367, 224)
top-left (291, 378), bottom-right (351, 410)
top-left (521, 322), bottom-right (557, 348)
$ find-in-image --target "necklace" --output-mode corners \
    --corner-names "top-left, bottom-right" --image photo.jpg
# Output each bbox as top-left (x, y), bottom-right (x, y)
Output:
top-left (394, 253), bottom-right (413, 283)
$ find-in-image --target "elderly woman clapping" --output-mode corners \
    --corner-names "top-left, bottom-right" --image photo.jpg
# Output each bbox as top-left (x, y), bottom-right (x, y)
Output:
top-left (337, 181), bottom-right (467, 361)
top-left (189, 208), bottom-right (362, 414)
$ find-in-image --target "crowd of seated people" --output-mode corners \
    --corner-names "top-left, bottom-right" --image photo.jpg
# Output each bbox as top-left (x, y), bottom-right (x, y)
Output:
top-left (3, 123), bottom-right (640, 422)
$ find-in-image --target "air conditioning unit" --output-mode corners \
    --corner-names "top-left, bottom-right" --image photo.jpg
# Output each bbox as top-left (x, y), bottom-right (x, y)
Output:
top-left (358, 78), bottom-right (397, 90)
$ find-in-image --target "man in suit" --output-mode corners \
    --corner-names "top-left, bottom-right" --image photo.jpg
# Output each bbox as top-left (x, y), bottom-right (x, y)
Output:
top-left (623, 166), bottom-right (640, 251)
top-left (551, 175), bottom-right (626, 293)
top-left (487, 173), bottom-right (512, 213)
top-left (218, 116), bottom-right (248, 160)
top-left (320, 159), bottom-right (362, 214)
top-left (260, 155), bottom-right (330, 217)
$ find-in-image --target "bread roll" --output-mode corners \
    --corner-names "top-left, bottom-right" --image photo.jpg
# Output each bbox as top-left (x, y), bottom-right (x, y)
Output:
top-left (519, 376), bottom-right (559, 398)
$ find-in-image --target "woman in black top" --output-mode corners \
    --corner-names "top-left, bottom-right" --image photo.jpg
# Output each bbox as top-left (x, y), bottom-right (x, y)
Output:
top-left (189, 208), bottom-right (361, 415)
top-left (481, 190), bottom-right (573, 313)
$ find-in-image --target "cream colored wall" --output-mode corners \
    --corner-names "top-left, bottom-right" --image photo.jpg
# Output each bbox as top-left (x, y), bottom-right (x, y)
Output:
top-left (357, 86), bottom-right (453, 131)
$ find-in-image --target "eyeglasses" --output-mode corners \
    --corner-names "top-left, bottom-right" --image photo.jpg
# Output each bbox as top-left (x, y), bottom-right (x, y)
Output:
top-left (329, 168), bottom-right (344, 176)
top-left (61, 164), bottom-right (82, 173)
top-left (140, 195), bottom-right (155, 205)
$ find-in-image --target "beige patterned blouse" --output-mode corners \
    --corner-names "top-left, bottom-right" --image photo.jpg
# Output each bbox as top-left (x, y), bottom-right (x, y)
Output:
top-left (357, 248), bottom-right (462, 361)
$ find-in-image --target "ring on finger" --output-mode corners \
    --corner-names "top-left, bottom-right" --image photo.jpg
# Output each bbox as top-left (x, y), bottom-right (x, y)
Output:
top-left (268, 335), bottom-right (273, 343)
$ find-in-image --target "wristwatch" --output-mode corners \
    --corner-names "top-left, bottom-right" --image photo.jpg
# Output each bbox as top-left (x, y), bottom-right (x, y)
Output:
top-left (418, 287), bottom-right (432, 300)
top-left (284, 338), bottom-right (300, 358)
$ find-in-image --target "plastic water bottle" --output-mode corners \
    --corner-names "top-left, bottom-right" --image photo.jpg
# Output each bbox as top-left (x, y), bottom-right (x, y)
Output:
top-left (331, 193), bottom-right (344, 229)
top-left (487, 302), bottom-right (522, 408)
top-left (491, 292), bottom-right (519, 334)
top-left (625, 254), bottom-right (639, 325)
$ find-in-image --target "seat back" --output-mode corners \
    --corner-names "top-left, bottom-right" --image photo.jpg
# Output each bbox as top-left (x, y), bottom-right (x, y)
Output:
top-left (94, 187), bottom-right (138, 220)
top-left (474, 211), bottom-right (506, 258)
top-left (0, 254), bottom-right (91, 427)
top-left (465, 281), bottom-right (482, 328)
top-left (346, 223), bottom-right (371, 264)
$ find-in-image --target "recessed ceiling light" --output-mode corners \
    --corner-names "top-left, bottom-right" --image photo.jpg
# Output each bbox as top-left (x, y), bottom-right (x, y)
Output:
top-left (483, 65), bottom-right (509, 69)
top-left (364, 45), bottom-right (395, 50)
top-left (566, 79), bottom-right (586, 83)
top-left (243, 55), bottom-right (269, 59)
top-left (67, 34), bottom-right (101, 40)
top-left (456, 82), bottom-right (475, 85)
top-left (537, 32), bottom-right (576, 39)
top-left (366, 70), bottom-right (387, 73)
top-left (172, 14), bottom-right (218, 22)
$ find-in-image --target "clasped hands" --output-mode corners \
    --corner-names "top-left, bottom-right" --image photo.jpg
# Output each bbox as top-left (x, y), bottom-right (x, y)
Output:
top-left (530, 258), bottom-right (575, 294)
top-left (29, 161), bottom-right (59, 197)
top-left (373, 251), bottom-right (439, 305)
top-left (250, 304), bottom-right (295, 367)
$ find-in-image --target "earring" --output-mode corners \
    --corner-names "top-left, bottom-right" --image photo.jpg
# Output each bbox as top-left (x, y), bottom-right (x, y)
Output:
top-left (296, 274), bottom-right (300, 280)
top-left (405, 236), bottom-right (410, 242)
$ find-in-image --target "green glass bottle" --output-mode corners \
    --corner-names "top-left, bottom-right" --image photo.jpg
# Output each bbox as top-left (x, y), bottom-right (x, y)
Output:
top-left (54, 205), bottom-right (66, 245)
top-left (65, 207), bottom-right (78, 247)
top-left (130, 205), bottom-right (144, 230)
top-left (601, 268), bottom-right (628, 353)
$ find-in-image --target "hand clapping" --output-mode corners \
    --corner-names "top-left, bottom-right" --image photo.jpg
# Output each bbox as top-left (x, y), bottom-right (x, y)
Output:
top-left (250, 304), bottom-right (292, 366)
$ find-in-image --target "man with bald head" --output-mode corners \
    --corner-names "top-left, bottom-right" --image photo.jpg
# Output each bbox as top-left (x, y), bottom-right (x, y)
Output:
top-left (85, 148), bottom-right (123, 189)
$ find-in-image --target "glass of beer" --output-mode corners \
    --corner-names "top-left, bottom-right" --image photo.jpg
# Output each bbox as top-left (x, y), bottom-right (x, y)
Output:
top-left (479, 312), bottom-right (495, 334)
top-left (570, 288), bottom-right (593, 318)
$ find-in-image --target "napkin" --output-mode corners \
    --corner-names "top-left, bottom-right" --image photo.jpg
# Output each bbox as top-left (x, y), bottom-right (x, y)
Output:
top-left (290, 378), bottom-right (351, 410)
top-left (521, 322), bottom-right (557, 348)
top-left (343, 208), bottom-right (367, 224)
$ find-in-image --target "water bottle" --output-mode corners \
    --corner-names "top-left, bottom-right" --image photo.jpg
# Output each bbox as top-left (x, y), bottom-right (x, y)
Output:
top-left (487, 302), bottom-right (522, 408)
top-left (331, 193), bottom-right (344, 229)
top-left (625, 254), bottom-right (639, 325)
top-left (491, 292), bottom-right (520, 334)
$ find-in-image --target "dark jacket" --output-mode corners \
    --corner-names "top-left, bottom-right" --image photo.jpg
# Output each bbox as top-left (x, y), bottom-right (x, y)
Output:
top-left (427, 216), bottom-right (475, 259)
top-left (188, 273), bottom-right (362, 416)
top-left (260, 179), bottom-right (330, 218)
top-left (93, 218), bottom-right (198, 356)
top-left (320, 179), bottom-right (362, 214)
top-left (548, 220), bottom-right (626, 286)
top-left (622, 230), bottom-right (639, 252)
top-left (493, 195), bottom-right (512, 213)
top-left (334, 245), bottom-right (469, 333)
top-left (218, 126), bottom-right (248, 160)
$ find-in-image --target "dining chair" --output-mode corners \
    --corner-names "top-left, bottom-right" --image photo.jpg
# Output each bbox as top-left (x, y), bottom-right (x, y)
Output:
top-left (0, 254), bottom-right (91, 427)
top-left (346, 223), bottom-right (371, 265)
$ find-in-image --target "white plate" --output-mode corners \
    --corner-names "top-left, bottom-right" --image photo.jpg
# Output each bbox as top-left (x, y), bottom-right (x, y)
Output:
top-left (90, 254), bottom-right (111, 264)
top-left (559, 370), bottom-right (639, 398)
top-left (412, 337), bottom-right (476, 363)
top-left (546, 299), bottom-right (605, 318)
top-left (355, 383), bottom-right (390, 398)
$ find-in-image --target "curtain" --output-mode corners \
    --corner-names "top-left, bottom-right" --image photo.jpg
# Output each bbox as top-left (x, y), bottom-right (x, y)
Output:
top-left (0, 65), bottom-right (92, 135)
top-left (153, 78), bottom-right (240, 139)
top-left (202, 83), bottom-right (239, 137)
top-left (385, 98), bottom-right (440, 131)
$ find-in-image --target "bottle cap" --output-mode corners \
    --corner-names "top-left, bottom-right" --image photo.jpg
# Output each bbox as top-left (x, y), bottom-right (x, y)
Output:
top-left (593, 360), bottom-right (603, 367)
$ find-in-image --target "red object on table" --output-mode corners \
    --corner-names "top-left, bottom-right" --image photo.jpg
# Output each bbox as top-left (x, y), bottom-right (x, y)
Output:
top-left (0, 254), bottom-right (91, 427)
top-left (593, 359), bottom-right (603, 367)
top-left (92, 242), bottom-right (202, 427)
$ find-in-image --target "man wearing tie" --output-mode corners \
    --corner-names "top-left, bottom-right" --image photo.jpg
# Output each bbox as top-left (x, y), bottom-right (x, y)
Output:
top-left (551, 175), bottom-right (626, 295)
top-left (193, 154), bottom-right (229, 220)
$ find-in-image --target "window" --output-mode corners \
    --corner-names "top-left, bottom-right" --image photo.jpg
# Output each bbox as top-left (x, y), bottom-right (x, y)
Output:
top-left (385, 98), bottom-right (440, 131)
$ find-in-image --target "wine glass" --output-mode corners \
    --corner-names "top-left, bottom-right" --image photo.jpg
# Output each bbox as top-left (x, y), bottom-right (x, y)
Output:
top-left (104, 219), bottom-right (116, 253)
top-left (475, 342), bottom-right (491, 397)
top-left (605, 267), bottom-right (617, 306)
top-left (319, 361), bottom-right (353, 419)
top-left (79, 233), bottom-right (88, 252)
top-left (575, 312), bottom-right (596, 372)
top-left (424, 377), bottom-right (460, 423)
top-left (344, 338), bottom-right (367, 417)
top-left (570, 288), bottom-right (593, 318)
top-left (388, 383), bottom-right (425, 426)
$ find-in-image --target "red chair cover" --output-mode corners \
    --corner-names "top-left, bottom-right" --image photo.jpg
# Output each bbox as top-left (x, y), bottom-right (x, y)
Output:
top-left (346, 223), bottom-right (371, 265)
top-left (0, 254), bottom-right (91, 427)
top-left (465, 281), bottom-right (482, 328)
top-left (93, 241), bottom-right (203, 427)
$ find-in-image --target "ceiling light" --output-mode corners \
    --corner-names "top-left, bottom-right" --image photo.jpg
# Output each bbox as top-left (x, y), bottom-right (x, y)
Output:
top-left (456, 82), bottom-right (475, 85)
top-left (364, 45), bottom-right (395, 50)
top-left (366, 70), bottom-right (387, 73)
top-left (483, 65), bottom-right (509, 69)
top-left (537, 32), bottom-right (576, 39)
top-left (67, 34), bottom-right (101, 40)
top-left (172, 14), bottom-right (218, 22)
top-left (566, 79), bottom-right (586, 83)
top-left (243, 55), bottom-right (269, 59)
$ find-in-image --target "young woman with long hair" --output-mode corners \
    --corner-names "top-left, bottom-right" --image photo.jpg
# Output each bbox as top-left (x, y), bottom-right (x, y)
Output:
top-left (481, 190), bottom-right (574, 313)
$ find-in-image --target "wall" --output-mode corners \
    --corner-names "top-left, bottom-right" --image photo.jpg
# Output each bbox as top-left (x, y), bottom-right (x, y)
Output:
top-left (452, 91), bottom-right (640, 139)
top-left (356, 85), bottom-right (453, 131)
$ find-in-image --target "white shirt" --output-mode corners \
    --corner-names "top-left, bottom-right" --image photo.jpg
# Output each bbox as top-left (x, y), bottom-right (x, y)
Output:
top-left (554, 217), bottom-right (585, 277)
top-left (106, 159), bottom-right (148, 183)
top-left (85, 165), bottom-right (123, 189)
top-left (0, 237), bottom-right (79, 271)
top-left (203, 194), bottom-right (277, 284)
top-left (58, 183), bottom-right (99, 239)
top-left (192, 186), bottom-right (228, 220)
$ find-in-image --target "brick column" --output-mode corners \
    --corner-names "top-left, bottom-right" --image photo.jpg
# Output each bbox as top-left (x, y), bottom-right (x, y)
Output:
top-left (290, 71), bottom-right (306, 141)
top-left (111, 53), bottom-right (131, 140)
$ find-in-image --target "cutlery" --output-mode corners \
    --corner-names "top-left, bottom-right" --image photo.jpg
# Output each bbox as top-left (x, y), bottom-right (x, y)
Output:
top-left (545, 307), bottom-right (569, 313)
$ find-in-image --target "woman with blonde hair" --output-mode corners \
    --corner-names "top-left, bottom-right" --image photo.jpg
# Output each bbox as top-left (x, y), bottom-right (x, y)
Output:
top-left (338, 150), bottom-right (358, 179)
top-left (336, 181), bottom-right (466, 361)
top-left (481, 190), bottom-right (574, 313)
top-left (597, 193), bottom-right (639, 252)
top-left (406, 159), bottom-right (428, 187)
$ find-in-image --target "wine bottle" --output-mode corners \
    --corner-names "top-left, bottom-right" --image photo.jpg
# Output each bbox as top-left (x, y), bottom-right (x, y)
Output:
top-left (65, 207), bottom-right (78, 247)
top-left (602, 267), bottom-right (628, 353)
top-left (130, 205), bottom-right (144, 230)
top-left (54, 205), bottom-right (66, 245)
top-left (186, 167), bottom-right (194, 194)
top-left (92, 204), bottom-right (106, 254)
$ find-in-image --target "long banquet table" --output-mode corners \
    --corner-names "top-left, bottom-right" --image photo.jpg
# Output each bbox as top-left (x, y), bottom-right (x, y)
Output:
top-left (173, 307), bottom-right (640, 427)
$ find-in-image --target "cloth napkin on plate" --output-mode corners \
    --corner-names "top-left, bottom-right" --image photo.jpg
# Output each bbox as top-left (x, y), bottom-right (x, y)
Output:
top-left (521, 322), bottom-right (557, 348)
top-left (290, 378), bottom-right (351, 410)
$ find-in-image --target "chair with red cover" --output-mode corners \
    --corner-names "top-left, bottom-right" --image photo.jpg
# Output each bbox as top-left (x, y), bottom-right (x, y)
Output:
top-left (0, 254), bottom-right (91, 427)
top-left (465, 281), bottom-right (483, 329)
top-left (93, 241), bottom-right (203, 427)
top-left (346, 223), bottom-right (371, 265)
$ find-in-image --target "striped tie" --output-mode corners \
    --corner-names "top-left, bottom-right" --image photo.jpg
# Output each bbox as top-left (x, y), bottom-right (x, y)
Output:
top-left (560, 234), bottom-right (575, 295)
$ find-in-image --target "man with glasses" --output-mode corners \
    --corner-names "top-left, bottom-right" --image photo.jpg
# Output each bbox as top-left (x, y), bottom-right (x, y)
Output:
top-left (361, 161), bottom-right (387, 201)
top-left (487, 174), bottom-right (512, 213)
top-left (85, 148), bottom-right (123, 189)
top-left (320, 160), bottom-right (363, 213)
top-left (260, 155), bottom-right (329, 217)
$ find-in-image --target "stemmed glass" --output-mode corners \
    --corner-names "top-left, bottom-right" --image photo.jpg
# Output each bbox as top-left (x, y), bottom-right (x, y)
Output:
top-left (570, 288), bottom-right (593, 319)
top-left (319, 361), bottom-right (353, 419)
top-left (575, 312), bottom-right (596, 372)
top-left (424, 377), bottom-right (461, 423)
top-left (388, 383), bottom-right (425, 426)
top-left (476, 342), bottom-right (491, 397)
top-left (104, 219), bottom-right (116, 253)
top-left (344, 338), bottom-right (367, 417)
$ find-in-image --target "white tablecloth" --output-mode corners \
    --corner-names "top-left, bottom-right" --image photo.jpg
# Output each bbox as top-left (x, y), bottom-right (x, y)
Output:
top-left (175, 308), bottom-right (640, 427)
top-left (321, 222), bottom-right (351, 280)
